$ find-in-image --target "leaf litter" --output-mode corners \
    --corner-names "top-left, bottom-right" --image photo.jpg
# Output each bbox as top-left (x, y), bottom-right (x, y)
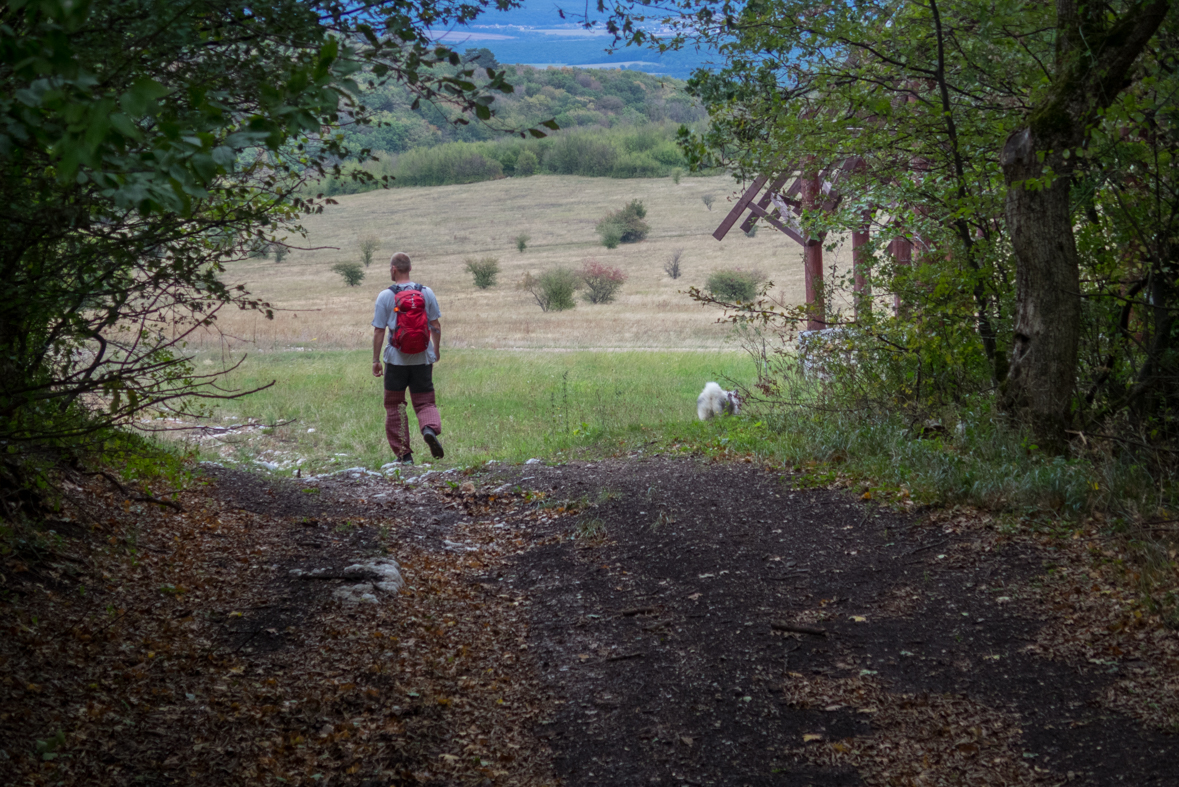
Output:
top-left (3, 457), bottom-right (1179, 786)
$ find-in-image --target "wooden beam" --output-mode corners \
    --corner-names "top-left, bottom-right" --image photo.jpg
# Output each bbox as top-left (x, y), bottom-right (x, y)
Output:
top-left (713, 175), bottom-right (767, 241)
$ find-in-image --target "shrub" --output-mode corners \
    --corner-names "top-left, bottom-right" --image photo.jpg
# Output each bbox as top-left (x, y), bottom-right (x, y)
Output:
top-left (515, 149), bottom-right (539, 176)
top-left (599, 223), bottom-right (623, 249)
top-left (520, 268), bottom-right (579, 312)
top-left (272, 244), bottom-right (289, 263)
top-left (744, 224), bottom-right (758, 238)
top-left (332, 261), bottom-right (365, 287)
top-left (465, 257), bottom-right (500, 289)
top-left (664, 248), bottom-right (683, 279)
top-left (393, 144), bottom-right (504, 186)
top-left (358, 235), bottom-right (381, 267)
top-left (515, 233), bottom-right (530, 253)
top-left (706, 268), bottom-right (765, 302)
top-left (596, 199), bottom-right (649, 247)
top-left (702, 194), bottom-right (715, 211)
top-left (580, 259), bottom-right (628, 304)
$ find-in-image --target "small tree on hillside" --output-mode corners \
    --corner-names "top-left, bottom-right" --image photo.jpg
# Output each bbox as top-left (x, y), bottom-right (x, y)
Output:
top-left (596, 199), bottom-right (649, 248)
top-left (580, 259), bottom-right (627, 304)
top-left (520, 268), bottom-right (579, 312)
top-left (332, 262), bottom-right (365, 287)
top-left (664, 249), bottom-right (684, 279)
top-left (465, 257), bottom-right (500, 289)
top-left (515, 149), bottom-right (539, 176)
top-left (358, 235), bottom-right (381, 267)
top-left (515, 233), bottom-right (530, 253)
top-left (272, 243), bottom-right (289, 264)
top-left (701, 194), bottom-right (715, 211)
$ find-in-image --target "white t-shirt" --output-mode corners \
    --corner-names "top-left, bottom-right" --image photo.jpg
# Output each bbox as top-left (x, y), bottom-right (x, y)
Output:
top-left (372, 282), bottom-right (441, 365)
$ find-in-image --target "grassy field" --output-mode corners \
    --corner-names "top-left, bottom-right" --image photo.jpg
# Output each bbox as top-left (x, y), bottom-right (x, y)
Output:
top-left (194, 348), bottom-right (755, 473)
top-left (196, 173), bottom-right (859, 353)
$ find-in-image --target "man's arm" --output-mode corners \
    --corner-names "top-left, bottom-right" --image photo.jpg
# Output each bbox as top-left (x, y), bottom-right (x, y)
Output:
top-left (429, 319), bottom-right (441, 362)
top-left (372, 327), bottom-right (385, 376)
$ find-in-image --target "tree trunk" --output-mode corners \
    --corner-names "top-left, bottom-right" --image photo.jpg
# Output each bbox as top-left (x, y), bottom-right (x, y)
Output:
top-left (1000, 133), bottom-right (1081, 447)
top-left (998, 0), bottom-right (1171, 448)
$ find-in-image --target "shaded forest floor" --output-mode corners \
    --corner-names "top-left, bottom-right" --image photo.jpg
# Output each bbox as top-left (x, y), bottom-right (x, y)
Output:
top-left (2, 456), bottom-right (1178, 786)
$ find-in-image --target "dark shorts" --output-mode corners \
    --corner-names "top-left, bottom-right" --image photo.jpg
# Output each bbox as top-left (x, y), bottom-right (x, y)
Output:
top-left (383, 363), bottom-right (434, 393)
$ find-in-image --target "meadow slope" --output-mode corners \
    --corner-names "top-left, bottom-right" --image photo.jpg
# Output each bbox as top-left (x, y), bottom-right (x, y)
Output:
top-left (201, 174), bottom-right (857, 352)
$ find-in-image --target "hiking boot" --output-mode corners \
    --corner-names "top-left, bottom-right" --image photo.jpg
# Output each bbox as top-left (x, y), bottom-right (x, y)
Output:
top-left (421, 427), bottom-right (445, 459)
top-left (398, 453), bottom-right (414, 465)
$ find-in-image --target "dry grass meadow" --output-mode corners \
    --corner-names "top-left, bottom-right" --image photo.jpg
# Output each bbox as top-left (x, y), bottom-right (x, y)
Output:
top-left (200, 173), bottom-right (859, 352)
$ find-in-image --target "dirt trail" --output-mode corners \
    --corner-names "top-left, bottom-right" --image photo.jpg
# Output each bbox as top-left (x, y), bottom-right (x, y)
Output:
top-left (4, 456), bottom-right (1177, 786)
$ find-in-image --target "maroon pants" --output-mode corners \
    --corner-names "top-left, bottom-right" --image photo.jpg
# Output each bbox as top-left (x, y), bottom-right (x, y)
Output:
top-left (382, 364), bottom-right (441, 458)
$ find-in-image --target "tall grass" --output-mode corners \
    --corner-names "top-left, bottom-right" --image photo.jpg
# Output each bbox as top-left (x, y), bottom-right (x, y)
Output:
top-left (201, 348), bottom-right (753, 472)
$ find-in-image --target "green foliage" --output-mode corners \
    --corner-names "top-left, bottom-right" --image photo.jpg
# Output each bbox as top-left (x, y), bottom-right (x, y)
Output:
top-left (515, 149), bottom-right (539, 176)
top-left (465, 257), bottom-right (500, 289)
top-left (313, 124), bottom-right (691, 194)
top-left (358, 235), bottom-right (382, 267)
top-left (338, 64), bottom-right (706, 158)
top-left (515, 234), bottom-right (530, 253)
top-left (0, 0), bottom-right (529, 456)
top-left (701, 194), bottom-right (715, 211)
top-left (271, 244), bottom-right (289, 264)
top-left (596, 199), bottom-right (650, 247)
top-left (599, 223), bottom-right (623, 249)
top-left (520, 268), bottom-right (579, 312)
top-left (331, 262), bottom-right (366, 287)
top-left (391, 143), bottom-right (505, 187)
top-left (580, 260), bottom-right (628, 304)
top-left (706, 269), bottom-right (765, 303)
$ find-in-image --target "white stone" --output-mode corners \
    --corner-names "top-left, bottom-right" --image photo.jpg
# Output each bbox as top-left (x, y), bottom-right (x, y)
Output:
top-left (331, 558), bottom-right (405, 605)
top-left (525, 458), bottom-right (541, 464)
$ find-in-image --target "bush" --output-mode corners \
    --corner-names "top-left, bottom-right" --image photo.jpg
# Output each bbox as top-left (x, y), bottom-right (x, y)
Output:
top-left (272, 244), bottom-right (289, 263)
top-left (393, 144), bottom-right (504, 186)
top-left (520, 268), bottom-right (579, 312)
top-left (580, 259), bottom-right (628, 304)
top-left (515, 149), bottom-right (539, 176)
top-left (515, 233), bottom-right (530, 253)
top-left (701, 194), bottom-right (715, 210)
top-left (664, 248), bottom-right (683, 279)
top-left (358, 235), bottom-right (381, 267)
top-left (599, 223), bottom-right (623, 249)
top-left (596, 199), bottom-right (649, 247)
top-left (332, 261), bottom-right (365, 287)
top-left (465, 257), bottom-right (500, 289)
top-left (707, 269), bottom-right (765, 302)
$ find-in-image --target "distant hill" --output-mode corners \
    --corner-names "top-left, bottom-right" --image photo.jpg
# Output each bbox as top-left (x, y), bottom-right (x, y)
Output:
top-left (312, 58), bottom-right (711, 195)
top-left (341, 57), bottom-right (706, 155)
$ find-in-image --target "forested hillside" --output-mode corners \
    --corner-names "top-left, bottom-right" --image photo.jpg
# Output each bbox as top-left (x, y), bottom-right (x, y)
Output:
top-left (316, 50), bottom-right (708, 193)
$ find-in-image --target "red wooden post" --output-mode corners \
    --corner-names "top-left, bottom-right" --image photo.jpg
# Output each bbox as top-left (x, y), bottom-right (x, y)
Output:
top-left (889, 234), bottom-right (912, 315)
top-left (852, 210), bottom-right (871, 320)
top-left (801, 173), bottom-right (825, 330)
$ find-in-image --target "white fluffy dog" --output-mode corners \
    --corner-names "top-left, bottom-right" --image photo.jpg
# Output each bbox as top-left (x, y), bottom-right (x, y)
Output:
top-left (697, 382), bottom-right (741, 420)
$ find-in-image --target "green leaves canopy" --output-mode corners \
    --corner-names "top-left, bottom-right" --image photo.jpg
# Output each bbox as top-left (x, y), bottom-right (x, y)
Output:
top-left (0, 0), bottom-right (522, 445)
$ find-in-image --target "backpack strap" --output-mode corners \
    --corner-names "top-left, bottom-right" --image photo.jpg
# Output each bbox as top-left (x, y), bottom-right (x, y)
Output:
top-left (389, 283), bottom-right (424, 294)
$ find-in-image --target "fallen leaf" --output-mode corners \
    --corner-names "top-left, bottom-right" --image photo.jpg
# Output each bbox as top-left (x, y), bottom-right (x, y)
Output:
top-left (803, 733), bottom-right (824, 743)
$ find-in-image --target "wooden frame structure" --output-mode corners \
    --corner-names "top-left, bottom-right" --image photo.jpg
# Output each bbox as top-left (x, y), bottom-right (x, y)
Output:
top-left (713, 159), bottom-right (914, 330)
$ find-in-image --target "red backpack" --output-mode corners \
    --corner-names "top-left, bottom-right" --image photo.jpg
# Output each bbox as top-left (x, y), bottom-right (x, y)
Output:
top-left (388, 284), bottom-right (430, 355)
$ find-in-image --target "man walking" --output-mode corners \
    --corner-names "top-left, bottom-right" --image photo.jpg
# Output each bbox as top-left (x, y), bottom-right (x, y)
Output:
top-left (372, 252), bottom-right (444, 464)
